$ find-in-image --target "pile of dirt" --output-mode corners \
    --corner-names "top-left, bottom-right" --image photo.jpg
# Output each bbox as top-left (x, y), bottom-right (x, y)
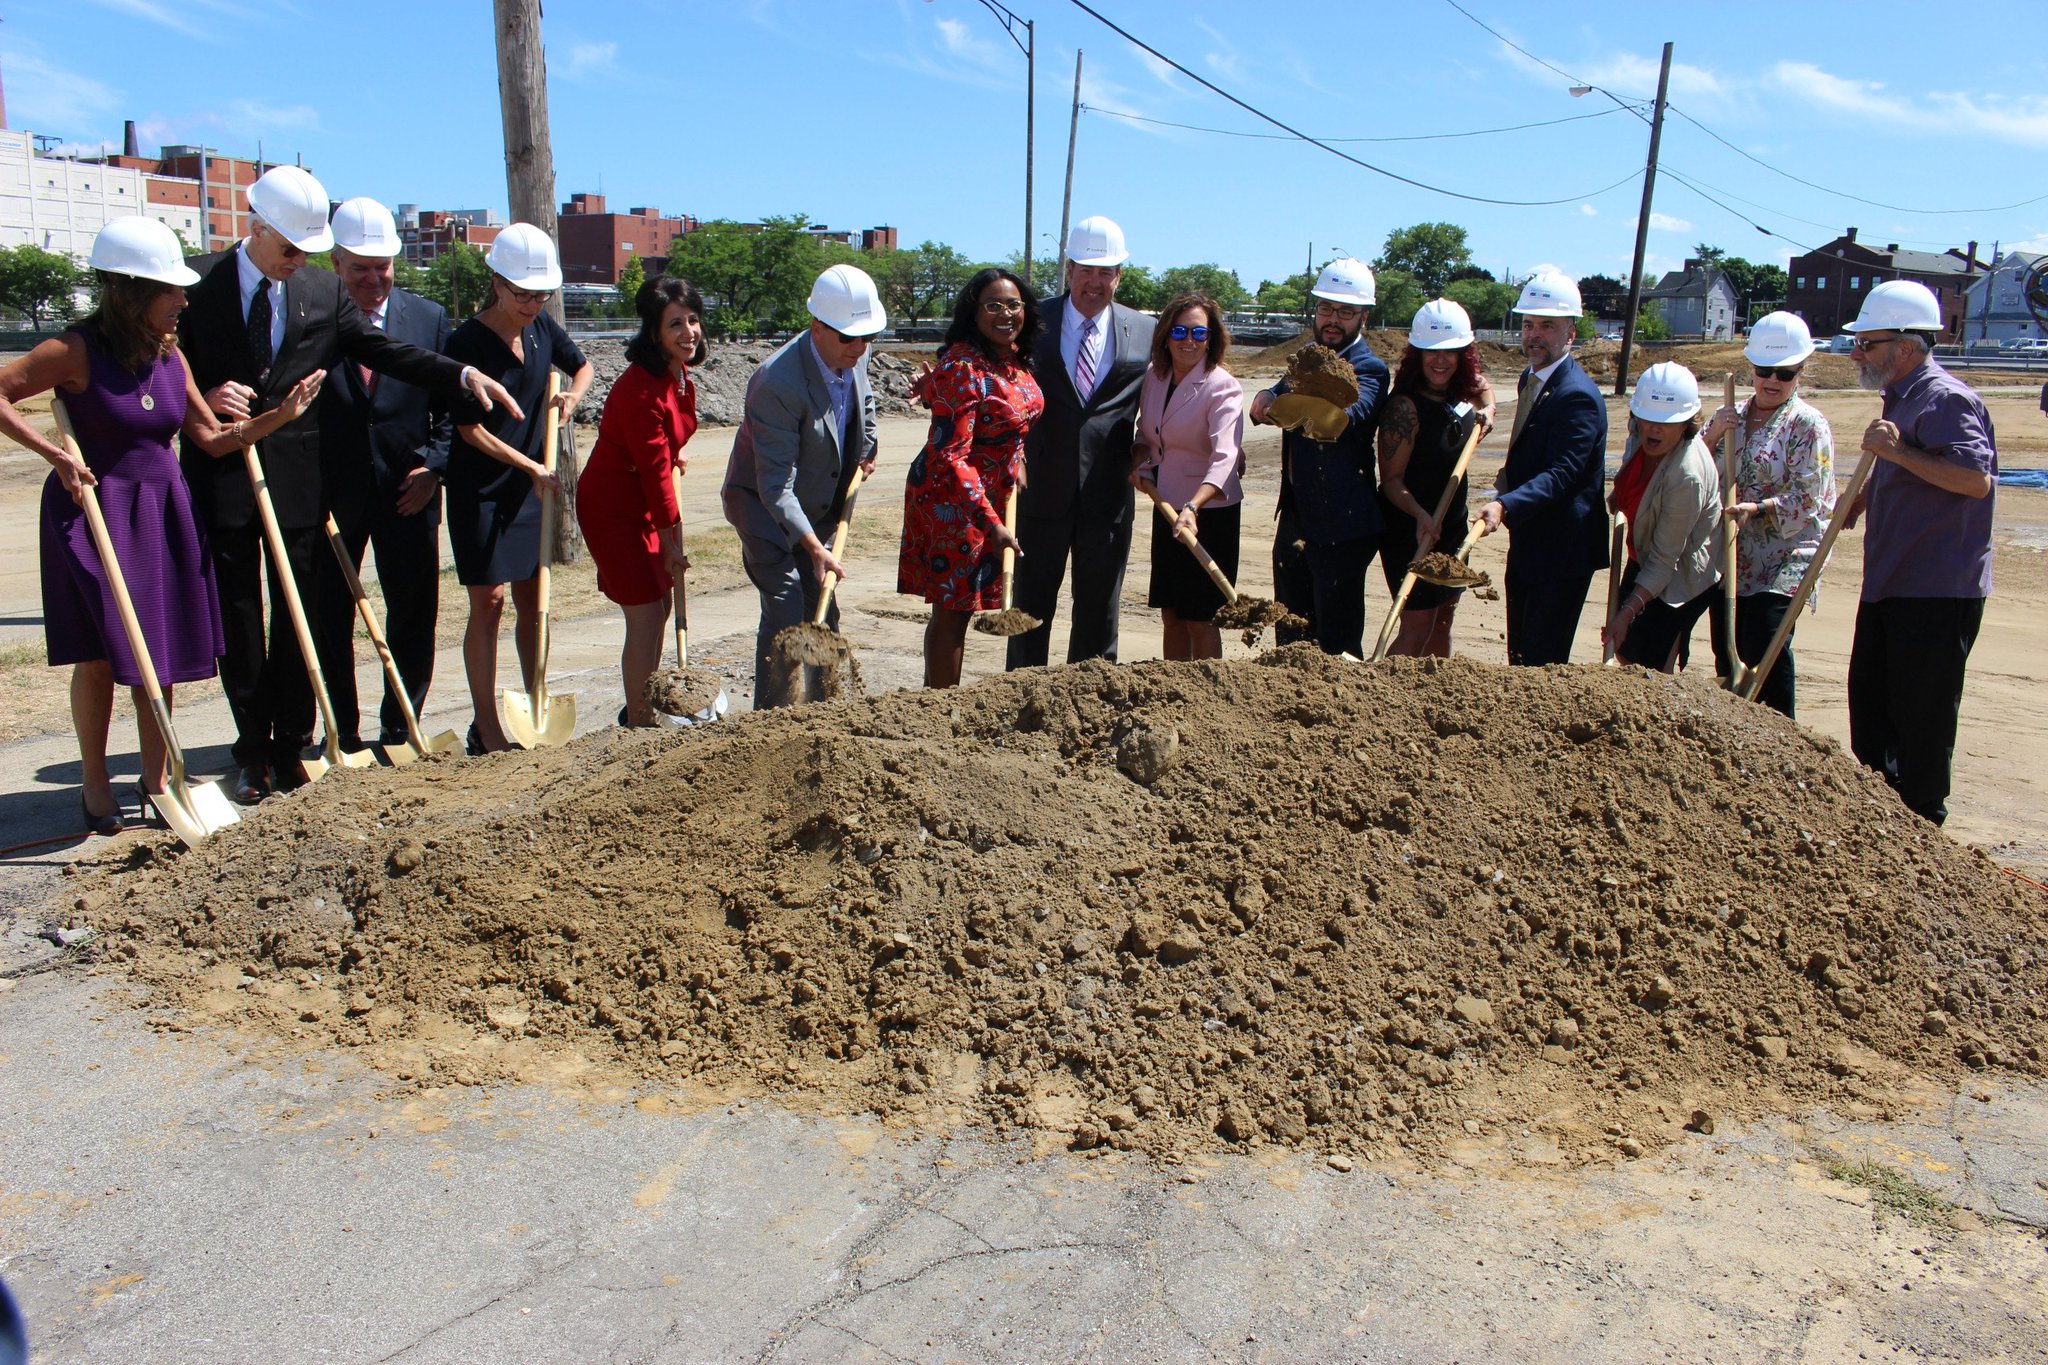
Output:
top-left (84, 651), bottom-right (2046, 1163)
top-left (576, 338), bottom-right (928, 429)
top-left (1580, 340), bottom-right (1863, 390)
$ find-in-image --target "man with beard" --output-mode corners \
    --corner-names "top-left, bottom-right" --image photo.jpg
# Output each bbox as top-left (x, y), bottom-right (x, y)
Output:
top-left (1250, 258), bottom-right (1388, 657)
top-left (1840, 280), bottom-right (1996, 825)
top-left (1008, 215), bottom-right (1151, 669)
top-left (1475, 270), bottom-right (1608, 665)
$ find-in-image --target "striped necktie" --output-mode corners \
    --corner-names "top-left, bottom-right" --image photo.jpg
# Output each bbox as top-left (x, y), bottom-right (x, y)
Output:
top-left (1074, 315), bottom-right (1099, 403)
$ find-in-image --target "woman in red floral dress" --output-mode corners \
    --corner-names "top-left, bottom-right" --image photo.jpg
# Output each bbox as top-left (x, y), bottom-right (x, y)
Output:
top-left (898, 267), bottom-right (1043, 687)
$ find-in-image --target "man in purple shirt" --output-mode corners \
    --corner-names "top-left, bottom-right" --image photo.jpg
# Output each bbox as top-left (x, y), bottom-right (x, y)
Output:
top-left (1841, 281), bottom-right (1997, 825)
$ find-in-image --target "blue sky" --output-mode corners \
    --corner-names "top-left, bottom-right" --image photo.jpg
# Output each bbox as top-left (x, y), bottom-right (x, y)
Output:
top-left (8, 0), bottom-right (2046, 291)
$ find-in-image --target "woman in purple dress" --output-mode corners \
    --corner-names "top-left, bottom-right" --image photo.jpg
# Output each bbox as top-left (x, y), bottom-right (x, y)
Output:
top-left (0, 217), bottom-right (322, 834)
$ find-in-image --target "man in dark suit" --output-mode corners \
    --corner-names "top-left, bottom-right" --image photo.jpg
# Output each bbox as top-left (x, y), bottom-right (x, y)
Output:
top-left (1250, 258), bottom-right (1390, 657)
top-left (1476, 270), bottom-right (1610, 666)
top-left (311, 198), bottom-right (452, 753)
top-left (1008, 215), bottom-right (1151, 669)
top-left (178, 166), bottom-right (519, 801)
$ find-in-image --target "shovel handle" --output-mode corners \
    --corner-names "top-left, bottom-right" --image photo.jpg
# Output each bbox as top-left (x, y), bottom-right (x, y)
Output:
top-left (811, 463), bottom-right (868, 626)
top-left (324, 514), bottom-right (429, 754)
top-left (1136, 477), bottom-right (1238, 603)
top-left (998, 477), bottom-right (1023, 612)
top-left (242, 440), bottom-right (349, 766)
top-left (1719, 373), bottom-right (1743, 681)
top-left (54, 397), bottom-right (191, 786)
top-left (528, 372), bottom-right (563, 700)
top-left (1372, 416), bottom-right (1486, 661)
top-left (671, 467), bottom-right (689, 665)
top-left (1742, 442), bottom-right (1876, 703)
top-left (1602, 513), bottom-right (1627, 666)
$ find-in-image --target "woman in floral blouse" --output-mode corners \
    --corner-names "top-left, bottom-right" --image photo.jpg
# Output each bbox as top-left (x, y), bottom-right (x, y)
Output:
top-left (1701, 312), bottom-right (1836, 717)
top-left (897, 268), bottom-right (1043, 687)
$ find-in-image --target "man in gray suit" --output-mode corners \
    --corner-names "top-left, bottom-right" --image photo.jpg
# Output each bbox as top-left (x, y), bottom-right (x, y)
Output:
top-left (1008, 215), bottom-right (1152, 669)
top-left (721, 264), bottom-right (883, 708)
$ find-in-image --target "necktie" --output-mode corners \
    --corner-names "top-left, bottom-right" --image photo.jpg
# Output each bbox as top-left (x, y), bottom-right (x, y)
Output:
top-left (1075, 316), bottom-right (1098, 403)
top-left (248, 279), bottom-right (274, 381)
top-left (1510, 369), bottom-right (1538, 447)
top-left (358, 312), bottom-right (381, 394)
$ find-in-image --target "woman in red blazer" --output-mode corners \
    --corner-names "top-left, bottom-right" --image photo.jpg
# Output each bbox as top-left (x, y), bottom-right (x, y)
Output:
top-left (1129, 293), bottom-right (1245, 660)
top-left (577, 276), bottom-right (703, 725)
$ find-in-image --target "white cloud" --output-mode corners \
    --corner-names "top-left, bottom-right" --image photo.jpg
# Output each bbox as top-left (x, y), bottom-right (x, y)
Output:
top-left (1629, 212), bottom-right (1694, 233)
top-left (1579, 204), bottom-right (1599, 217)
top-left (223, 100), bottom-right (321, 134)
top-left (1133, 48), bottom-right (1182, 91)
top-left (561, 40), bottom-right (618, 79)
top-left (1769, 61), bottom-right (1894, 119)
top-left (2, 52), bottom-right (123, 137)
top-left (1925, 92), bottom-right (2048, 147)
top-left (1576, 51), bottom-right (1725, 103)
top-left (77, 0), bottom-right (210, 39)
top-left (1196, 19), bottom-right (1245, 84)
top-left (1773, 61), bottom-right (2048, 147)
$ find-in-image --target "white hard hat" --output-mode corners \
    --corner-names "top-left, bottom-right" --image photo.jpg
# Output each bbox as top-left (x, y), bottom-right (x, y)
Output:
top-left (1065, 215), bottom-right (1128, 268)
top-left (89, 216), bottom-right (200, 287)
top-left (1514, 270), bottom-right (1582, 317)
top-left (1310, 258), bottom-right (1376, 307)
top-left (1744, 311), bottom-right (1814, 368)
top-left (486, 223), bottom-right (563, 292)
top-left (1629, 361), bottom-right (1702, 424)
top-left (247, 165), bottom-right (334, 253)
top-left (1844, 279), bottom-right (1942, 334)
top-left (1408, 298), bottom-right (1474, 350)
top-left (806, 263), bottom-right (887, 336)
top-left (330, 197), bottom-right (401, 258)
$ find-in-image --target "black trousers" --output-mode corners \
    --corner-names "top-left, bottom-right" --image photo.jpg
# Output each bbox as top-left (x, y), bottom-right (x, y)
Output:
top-left (1504, 559), bottom-right (1596, 667)
top-left (1613, 564), bottom-right (1716, 672)
top-left (210, 519), bottom-right (320, 771)
top-left (1847, 595), bottom-right (1983, 826)
top-left (1710, 590), bottom-right (1798, 718)
top-left (1272, 510), bottom-right (1377, 658)
top-left (1006, 495), bottom-right (1135, 669)
top-left (314, 490), bottom-right (442, 743)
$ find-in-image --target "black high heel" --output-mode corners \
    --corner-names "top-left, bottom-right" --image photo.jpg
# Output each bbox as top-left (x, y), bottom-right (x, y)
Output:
top-left (80, 793), bottom-right (123, 837)
top-left (466, 722), bottom-right (487, 756)
top-left (132, 785), bottom-right (162, 828)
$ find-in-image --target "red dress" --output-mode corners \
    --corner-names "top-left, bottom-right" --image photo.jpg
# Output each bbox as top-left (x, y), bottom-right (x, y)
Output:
top-left (897, 343), bottom-right (1044, 611)
top-left (577, 362), bottom-right (697, 606)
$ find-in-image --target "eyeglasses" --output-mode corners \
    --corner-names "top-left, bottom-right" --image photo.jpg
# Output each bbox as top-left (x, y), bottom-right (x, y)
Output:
top-left (506, 285), bottom-right (555, 305)
top-left (1753, 365), bottom-right (1802, 382)
top-left (1169, 325), bottom-right (1210, 342)
top-left (979, 299), bottom-right (1026, 315)
top-left (1314, 302), bottom-right (1364, 321)
top-left (1850, 334), bottom-right (1899, 353)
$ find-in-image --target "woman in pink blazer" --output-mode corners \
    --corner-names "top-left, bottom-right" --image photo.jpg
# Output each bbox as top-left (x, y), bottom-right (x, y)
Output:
top-left (1129, 293), bottom-right (1245, 660)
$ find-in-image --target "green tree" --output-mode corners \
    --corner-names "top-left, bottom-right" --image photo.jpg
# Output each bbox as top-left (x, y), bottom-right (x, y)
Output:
top-left (1635, 301), bottom-right (1672, 341)
top-left (1443, 278), bottom-right (1518, 332)
top-left (999, 250), bottom-right (1062, 301)
top-left (1578, 273), bottom-right (1629, 319)
top-left (0, 244), bottom-right (85, 331)
top-left (1255, 271), bottom-right (1312, 316)
top-left (418, 241), bottom-right (492, 319)
top-left (877, 241), bottom-right (975, 325)
top-left (1370, 268), bottom-right (1427, 330)
top-left (1691, 242), bottom-right (1728, 266)
top-left (1156, 263), bottom-right (1249, 312)
top-left (1446, 264), bottom-right (1495, 285)
top-left (667, 214), bottom-right (824, 334)
top-left (1110, 263), bottom-right (1164, 312)
top-left (614, 253), bottom-right (646, 319)
top-left (1718, 257), bottom-right (1789, 317)
top-left (1373, 222), bottom-right (1474, 297)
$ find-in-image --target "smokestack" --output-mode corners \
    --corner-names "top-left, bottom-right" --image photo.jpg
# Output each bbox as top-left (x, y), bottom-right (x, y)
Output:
top-left (124, 120), bottom-right (140, 157)
top-left (1845, 226), bottom-right (1857, 243)
top-left (1966, 240), bottom-right (1979, 269)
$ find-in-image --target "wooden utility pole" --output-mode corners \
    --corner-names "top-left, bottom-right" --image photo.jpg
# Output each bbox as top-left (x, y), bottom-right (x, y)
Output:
top-left (1056, 50), bottom-right (1083, 282)
top-left (1614, 42), bottom-right (1673, 398)
top-left (491, 0), bottom-right (579, 555)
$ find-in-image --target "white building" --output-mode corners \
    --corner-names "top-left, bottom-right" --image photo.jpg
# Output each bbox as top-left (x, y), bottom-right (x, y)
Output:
top-left (0, 129), bottom-right (203, 260)
top-left (1959, 251), bottom-right (2047, 345)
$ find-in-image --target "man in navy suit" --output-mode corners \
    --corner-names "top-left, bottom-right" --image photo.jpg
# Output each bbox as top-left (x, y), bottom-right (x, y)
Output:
top-left (1009, 215), bottom-right (1151, 669)
top-left (312, 198), bottom-right (453, 751)
top-left (1250, 258), bottom-right (1389, 657)
top-left (1477, 270), bottom-right (1610, 665)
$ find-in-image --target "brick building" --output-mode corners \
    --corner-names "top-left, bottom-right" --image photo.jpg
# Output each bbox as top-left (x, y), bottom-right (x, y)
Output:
top-left (557, 193), bottom-right (695, 285)
top-left (397, 207), bottom-right (504, 266)
top-left (1785, 228), bottom-right (1986, 339)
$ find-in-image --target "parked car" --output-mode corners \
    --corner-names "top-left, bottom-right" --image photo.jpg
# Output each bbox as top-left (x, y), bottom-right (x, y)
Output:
top-left (1825, 335), bottom-right (1856, 354)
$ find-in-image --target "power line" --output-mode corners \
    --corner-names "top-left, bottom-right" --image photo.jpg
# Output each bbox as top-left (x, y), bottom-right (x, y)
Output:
top-left (1061, 0), bottom-right (1640, 207)
top-left (1083, 103), bottom-right (1628, 144)
top-left (1661, 163), bottom-right (1969, 251)
top-left (1657, 167), bottom-right (1817, 253)
top-left (1668, 105), bottom-right (2048, 216)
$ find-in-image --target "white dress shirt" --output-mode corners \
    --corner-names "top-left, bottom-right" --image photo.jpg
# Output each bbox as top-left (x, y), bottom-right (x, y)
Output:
top-left (235, 241), bottom-right (286, 358)
top-left (1060, 299), bottom-right (1112, 388)
top-left (804, 332), bottom-right (852, 448)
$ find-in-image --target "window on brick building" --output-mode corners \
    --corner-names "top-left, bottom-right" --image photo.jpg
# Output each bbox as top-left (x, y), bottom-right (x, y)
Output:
top-left (1817, 276), bottom-right (1827, 289)
top-left (1796, 276), bottom-right (1807, 288)
top-left (1850, 276), bottom-right (1860, 289)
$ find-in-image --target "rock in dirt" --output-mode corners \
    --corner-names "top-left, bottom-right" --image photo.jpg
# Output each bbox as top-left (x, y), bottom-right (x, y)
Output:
top-left (85, 648), bottom-right (2048, 1164)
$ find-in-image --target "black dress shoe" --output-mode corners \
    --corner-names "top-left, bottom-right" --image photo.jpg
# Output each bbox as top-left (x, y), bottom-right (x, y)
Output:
top-left (272, 759), bottom-right (312, 793)
top-left (80, 793), bottom-right (124, 837)
top-left (233, 765), bottom-right (271, 805)
top-left (377, 729), bottom-right (411, 750)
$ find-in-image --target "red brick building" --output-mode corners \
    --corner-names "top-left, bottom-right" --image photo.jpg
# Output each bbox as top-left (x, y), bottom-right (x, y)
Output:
top-left (398, 209), bottom-right (503, 266)
top-left (1786, 227), bottom-right (1986, 339)
top-left (557, 193), bottom-right (696, 285)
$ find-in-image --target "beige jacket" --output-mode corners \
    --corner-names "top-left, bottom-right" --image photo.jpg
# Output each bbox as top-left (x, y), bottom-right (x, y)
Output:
top-left (1623, 432), bottom-right (1722, 605)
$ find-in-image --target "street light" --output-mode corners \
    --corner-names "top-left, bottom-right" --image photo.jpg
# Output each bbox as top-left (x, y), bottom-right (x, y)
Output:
top-left (1569, 50), bottom-right (1674, 396)
top-left (928, 0), bottom-right (1035, 290)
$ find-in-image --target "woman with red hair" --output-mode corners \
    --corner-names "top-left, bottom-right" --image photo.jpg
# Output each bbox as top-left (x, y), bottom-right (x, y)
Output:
top-left (1375, 298), bottom-right (1495, 657)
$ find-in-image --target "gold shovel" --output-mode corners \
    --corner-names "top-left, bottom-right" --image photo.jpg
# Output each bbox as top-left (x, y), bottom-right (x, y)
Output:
top-left (322, 514), bottom-right (460, 763)
top-left (771, 464), bottom-right (868, 703)
top-left (1717, 373), bottom-right (1751, 692)
top-left (1133, 477), bottom-right (1301, 642)
top-left (1742, 442), bottom-right (1878, 705)
top-left (54, 397), bottom-right (240, 845)
top-left (243, 438), bottom-right (376, 780)
top-left (500, 373), bottom-right (577, 748)
top-left (971, 480), bottom-right (1039, 637)
top-left (646, 466), bottom-right (727, 722)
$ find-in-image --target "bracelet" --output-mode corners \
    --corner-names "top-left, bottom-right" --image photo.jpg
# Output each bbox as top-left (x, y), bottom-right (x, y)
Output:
top-left (228, 420), bottom-right (247, 447)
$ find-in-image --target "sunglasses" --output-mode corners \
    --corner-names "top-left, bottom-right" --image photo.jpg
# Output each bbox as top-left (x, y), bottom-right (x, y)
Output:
top-left (1169, 325), bottom-right (1210, 341)
top-left (826, 326), bottom-right (869, 345)
top-left (1850, 334), bottom-right (1900, 353)
top-left (1753, 365), bottom-right (1802, 382)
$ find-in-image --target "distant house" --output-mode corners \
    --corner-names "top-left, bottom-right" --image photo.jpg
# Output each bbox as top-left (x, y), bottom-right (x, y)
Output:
top-left (1958, 251), bottom-right (2047, 345)
top-left (1642, 259), bottom-right (1739, 340)
top-left (1784, 227), bottom-right (1986, 339)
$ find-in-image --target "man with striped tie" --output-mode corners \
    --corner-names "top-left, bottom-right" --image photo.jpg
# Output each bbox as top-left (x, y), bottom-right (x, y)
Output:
top-left (1476, 270), bottom-right (1610, 666)
top-left (1009, 215), bottom-right (1153, 669)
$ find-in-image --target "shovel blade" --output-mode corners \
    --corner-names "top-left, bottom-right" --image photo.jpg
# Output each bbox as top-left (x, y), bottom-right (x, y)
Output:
top-left (537, 694), bottom-right (577, 746)
top-left (382, 741), bottom-right (417, 766)
top-left (154, 779), bottom-right (241, 848)
top-left (338, 747), bottom-right (379, 769)
top-left (424, 729), bottom-right (463, 755)
top-left (500, 688), bottom-right (541, 749)
top-left (299, 753), bottom-right (331, 783)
